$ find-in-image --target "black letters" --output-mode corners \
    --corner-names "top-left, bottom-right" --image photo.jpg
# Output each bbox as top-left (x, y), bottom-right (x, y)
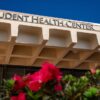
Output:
top-left (5, 13), bottom-right (12, 19)
top-left (32, 16), bottom-right (39, 23)
top-left (0, 11), bottom-right (96, 31)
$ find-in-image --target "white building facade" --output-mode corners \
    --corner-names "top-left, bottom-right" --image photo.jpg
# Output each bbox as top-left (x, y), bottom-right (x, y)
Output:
top-left (0, 10), bottom-right (100, 70)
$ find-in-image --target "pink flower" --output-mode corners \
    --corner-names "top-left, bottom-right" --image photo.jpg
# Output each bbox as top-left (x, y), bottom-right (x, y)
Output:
top-left (11, 92), bottom-right (26, 100)
top-left (11, 96), bottom-right (17, 100)
top-left (25, 72), bottom-right (43, 91)
top-left (30, 71), bottom-right (43, 83)
top-left (54, 68), bottom-right (62, 82)
top-left (23, 74), bottom-right (32, 85)
top-left (28, 62), bottom-right (61, 83)
top-left (90, 68), bottom-right (96, 74)
top-left (24, 62), bottom-right (62, 92)
top-left (54, 84), bottom-right (62, 92)
top-left (41, 62), bottom-right (62, 82)
top-left (40, 69), bottom-right (53, 83)
top-left (13, 74), bottom-right (22, 81)
top-left (27, 80), bottom-right (42, 92)
top-left (12, 74), bottom-right (25, 90)
top-left (18, 92), bottom-right (26, 100)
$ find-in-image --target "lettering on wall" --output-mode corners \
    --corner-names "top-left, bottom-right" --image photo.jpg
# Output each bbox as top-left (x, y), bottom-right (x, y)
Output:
top-left (0, 11), bottom-right (97, 31)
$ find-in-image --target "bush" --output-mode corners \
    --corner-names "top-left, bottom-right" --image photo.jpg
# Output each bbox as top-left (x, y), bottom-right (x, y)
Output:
top-left (3, 62), bottom-right (100, 100)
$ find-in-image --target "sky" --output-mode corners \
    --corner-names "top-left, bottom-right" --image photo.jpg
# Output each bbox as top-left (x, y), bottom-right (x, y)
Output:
top-left (0, 0), bottom-right (100, 23)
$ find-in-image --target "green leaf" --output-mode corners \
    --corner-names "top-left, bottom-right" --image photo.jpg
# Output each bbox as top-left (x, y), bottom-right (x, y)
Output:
top-left (84, 91), bottom-right (92, 98)
top-left (96, 69), bottom-right (100, 75)
top-left (63, 75), bottom-right (76, 82)
top-left (27, 89), bottom-right (42, 100)
top-left (5, 79), bottom-right (15, 90)
top-left (84, 87), bottom-right (98, 98)
top-left (80, 76), bottom-right (89, 83)
top-left (27, 89), bottom-right (34, 99)
top-left (89, 87), bottom-right (98, 95)
top-left (83, 97), bottom-right (88, 100)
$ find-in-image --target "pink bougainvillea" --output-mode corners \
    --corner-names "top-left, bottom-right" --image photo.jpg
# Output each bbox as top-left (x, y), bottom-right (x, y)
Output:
top-left (5, 62), bottom-right (100, 100)
top-left (11, 62), bottom-right (62, 93)
top-left (11, 92), bottom-right (26, 100)
top-left (54, 83), bottom-right (62, 92)
top-left (90, 68), bottom-right (96, 74)
top-left (12, 74), bottom-right (25, 91)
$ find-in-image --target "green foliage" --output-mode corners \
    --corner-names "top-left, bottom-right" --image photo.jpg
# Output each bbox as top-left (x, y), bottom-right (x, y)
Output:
top-left (25, 87), bottom-right (42, 100)
top-left (2, 69), bottom-right (100, 100)
top-left (63, 74), bottom-right (77, 82)
top-left (63, 75), bottom-right (89, 99)
top-left (83, 87), bottom-right (99, 98)
top-left (62, 69), bottom-right (100, 100)
top-left (4, 79), bottom-right (15, 91)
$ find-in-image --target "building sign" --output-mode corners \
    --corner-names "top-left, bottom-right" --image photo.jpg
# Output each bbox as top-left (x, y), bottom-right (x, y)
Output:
top-left (0, 10), bottom-right (99, 31)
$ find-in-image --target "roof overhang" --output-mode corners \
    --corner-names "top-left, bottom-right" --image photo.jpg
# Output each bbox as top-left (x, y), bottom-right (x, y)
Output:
top-left (0, 10), bottom-right (100, 70)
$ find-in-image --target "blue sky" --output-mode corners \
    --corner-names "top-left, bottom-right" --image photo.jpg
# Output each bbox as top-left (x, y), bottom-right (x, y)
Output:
top-left (0, 0), bottom-right (100, 23)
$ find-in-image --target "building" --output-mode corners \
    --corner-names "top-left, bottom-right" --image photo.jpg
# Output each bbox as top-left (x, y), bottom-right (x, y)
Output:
top-left (0, 10), bottom-right (100, 83)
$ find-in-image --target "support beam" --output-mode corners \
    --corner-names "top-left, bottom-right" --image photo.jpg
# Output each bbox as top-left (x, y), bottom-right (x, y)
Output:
top-left (5, 23), bottom-right (18, 64)
top-left (29, 27), bottom-right (49, 66)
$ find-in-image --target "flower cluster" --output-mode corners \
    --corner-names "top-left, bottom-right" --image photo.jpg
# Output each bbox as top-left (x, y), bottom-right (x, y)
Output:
top-left (9, 62), bottom-right (62, 100)
top-left (4, 63), bottom-right (100, 100)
